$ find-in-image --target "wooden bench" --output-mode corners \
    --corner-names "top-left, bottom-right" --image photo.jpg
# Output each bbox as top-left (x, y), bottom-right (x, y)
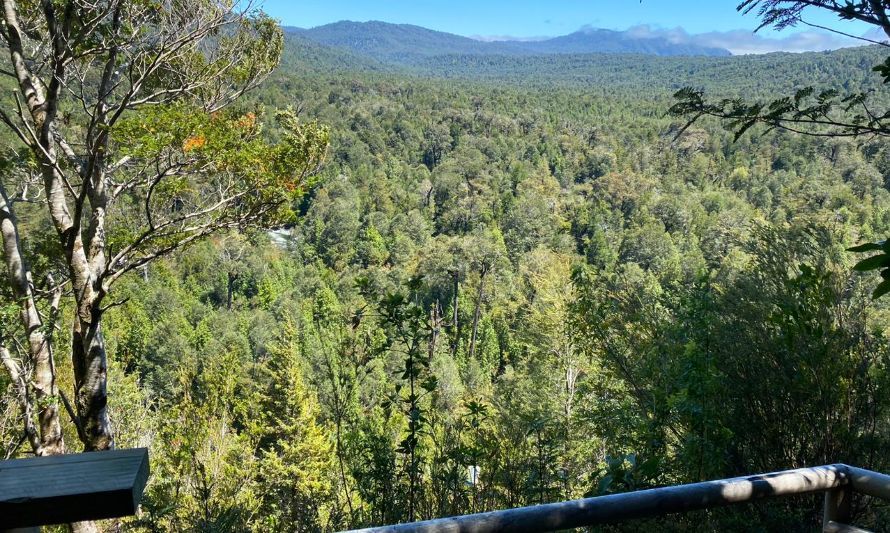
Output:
top-left (0, 448), bottom-right (149, 531)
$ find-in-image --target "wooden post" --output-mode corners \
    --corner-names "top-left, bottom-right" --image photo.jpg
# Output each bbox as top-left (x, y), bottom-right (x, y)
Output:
top-left (823, 485), bottom-right (852, 530)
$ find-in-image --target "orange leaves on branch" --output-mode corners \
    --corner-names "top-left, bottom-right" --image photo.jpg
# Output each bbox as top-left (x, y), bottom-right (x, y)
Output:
top-left (182, 134), bottom-right (206, 153)
top-left (113, 103), bottom-right (329, 230)
top-left (237, 112), bottom-right (257, 132)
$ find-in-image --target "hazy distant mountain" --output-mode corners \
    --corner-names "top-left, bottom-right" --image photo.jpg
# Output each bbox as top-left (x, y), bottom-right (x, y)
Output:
top-left (288, 21), bottom-right (732, 65)
top-left (276, 23), bottom-right (885, 99)
top-left (289, 21), bottom-right (523, 63)
top-left (521, 28), bottom-right (732, 56)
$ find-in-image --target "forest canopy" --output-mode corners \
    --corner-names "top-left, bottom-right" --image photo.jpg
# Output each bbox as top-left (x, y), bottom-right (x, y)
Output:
top-left (1, 1), bottom-right (890, 532)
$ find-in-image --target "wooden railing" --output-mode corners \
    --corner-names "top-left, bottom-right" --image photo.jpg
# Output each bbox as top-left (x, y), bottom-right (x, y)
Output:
top-left (345, 464), bottom-right (890, 533)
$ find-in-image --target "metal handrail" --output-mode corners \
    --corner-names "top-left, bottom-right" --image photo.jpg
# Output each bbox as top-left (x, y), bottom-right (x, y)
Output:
top-left (345, 464), bottom-right (890, 533)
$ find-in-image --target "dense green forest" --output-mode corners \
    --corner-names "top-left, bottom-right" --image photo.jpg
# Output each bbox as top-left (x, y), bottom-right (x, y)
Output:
top-left (287, 21), bottom-right (732, 61)
top-left (280, 27), bottom-right (887, 92)
top-left (115, 47), bottom-right (890, 529)
top-left (3, 3), bottom-right (890, 532)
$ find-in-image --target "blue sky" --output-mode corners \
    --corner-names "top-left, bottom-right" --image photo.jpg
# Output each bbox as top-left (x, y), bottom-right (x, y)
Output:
top-left (259, 0), bottom-right (873, 43)
top-left (257, 1), bottom-right (881, 54)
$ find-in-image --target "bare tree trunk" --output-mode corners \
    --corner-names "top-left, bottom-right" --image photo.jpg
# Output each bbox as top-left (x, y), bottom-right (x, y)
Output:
top-left (0, 183), bottom-right (64, 455)
top-left (451, 271), bottom-right (460, 356)
top-left (429, 301), bottom-right (441, 359)
top-left (561, 350), bottom-right (578, 500)
top-left (71, 311), bottom-right (114, 451)
top-left (468, 266), bottom-right (488, 361)
top-left (0, 346), bottom-right (40, 454)
top-left (70, 520), bottom-right (101, 533)
top-left (44, 152), bottom-right (114, 451)
top-left (227, 272), bottom-right (236, 310)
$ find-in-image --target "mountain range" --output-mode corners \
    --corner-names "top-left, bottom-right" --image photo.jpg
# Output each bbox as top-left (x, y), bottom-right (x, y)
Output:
top-left (286, 21), bottom-right (733, 65)
top-left (273, 19), bottom-right (888, 104)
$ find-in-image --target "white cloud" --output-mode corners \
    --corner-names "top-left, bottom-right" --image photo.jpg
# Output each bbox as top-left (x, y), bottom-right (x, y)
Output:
top-left (622, 24), bottom-right (868, 55)
top-left (469, 34), bottom-right (549, 42)
top-left (469, 24), bottom-right (881, 54)
top-left (862, 27), bottom-right (889, 43)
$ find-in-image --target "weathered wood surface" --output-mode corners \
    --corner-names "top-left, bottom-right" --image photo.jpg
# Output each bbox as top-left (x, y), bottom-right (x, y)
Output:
top-left (346, 464), bottom-right (852, 533)
top-left (823, 484), bottom-right (853, 529)
top-left (847, 466), bottom-right (890, 501)
top-left (0, 448), bottom-right (149, 529)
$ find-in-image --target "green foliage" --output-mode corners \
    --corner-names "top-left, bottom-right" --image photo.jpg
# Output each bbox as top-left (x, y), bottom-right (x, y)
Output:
top-left (848, 240), bottom-right (890, 298)
top-left (256, 323), bottom-right (339, 532)
top-left (113, 104), bottom-right (329, 228)
top-left (18, 18), bottom-right (890, 531)
top-left (363, 280), bottom-right (437, 522)
top-left (670, 1), bottom-right (890, 303)
top-left (592, 454), bottom-right (662, 496)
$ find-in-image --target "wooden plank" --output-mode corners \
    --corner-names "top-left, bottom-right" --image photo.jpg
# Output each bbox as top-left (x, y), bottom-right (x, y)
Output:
top-left (345, 464), bottom-right (850, 533)
top-left (0, 448), bottom-right (149, 529)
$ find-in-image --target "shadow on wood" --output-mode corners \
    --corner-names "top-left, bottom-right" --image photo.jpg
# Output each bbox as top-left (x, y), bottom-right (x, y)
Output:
top-left (345, 464), bottom-right (890, 533)
top-left (0, 448), bottom-right (149, 529)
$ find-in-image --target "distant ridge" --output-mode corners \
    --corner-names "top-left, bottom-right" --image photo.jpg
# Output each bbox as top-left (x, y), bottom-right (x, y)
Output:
top-left (277, 25), bottom-right (886, 99)
top-left (522, 27), bottom-right (732, 57)
top-left (287, 20), bottom-right (732, 65)
top-left (286, 21), bottom-right (525, 64)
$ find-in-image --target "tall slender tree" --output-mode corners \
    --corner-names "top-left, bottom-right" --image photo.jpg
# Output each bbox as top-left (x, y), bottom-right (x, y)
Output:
top-left (0, 0), bottom-right (328, 455)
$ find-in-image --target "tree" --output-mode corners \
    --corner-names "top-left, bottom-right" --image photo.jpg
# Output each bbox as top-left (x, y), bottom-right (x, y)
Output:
top-left (518, 248), bottom-right (588, 498)
top-left (146, 349), bottom-right (262, 532)
top-left (257, 321), bottom-right (339, 532)
top-left (362, 279), bottom-right (438, 523)
top-left (0, 0), bottom-right (328, 456)
top-left (217, 233), bottom-right (250, 311)
top-left (670, 0), bottom-right (890, 296)
top-left (466, 229), bottom-right (507, 362)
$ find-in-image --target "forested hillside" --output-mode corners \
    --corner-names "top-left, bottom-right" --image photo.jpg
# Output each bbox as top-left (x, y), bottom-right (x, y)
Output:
top-left (288, 21), bottom-right (732, 63)
top-left (281, 30), bottom-right (886, 93)
top-left (2, 6), bottom-right (890, 532)
top-left (98, 45), bottom-right (890, 530)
